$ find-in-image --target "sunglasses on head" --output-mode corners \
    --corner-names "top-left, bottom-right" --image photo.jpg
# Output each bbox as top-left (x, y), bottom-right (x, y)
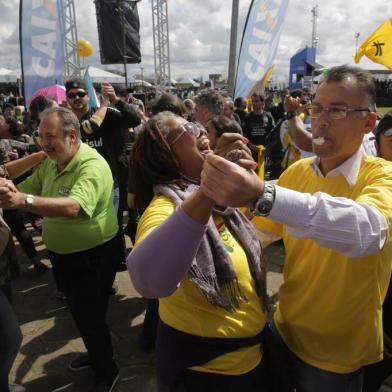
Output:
top-left (170, 122), bottom-right (204, 145)
top-left (67, 91), bottom-right (87, 99)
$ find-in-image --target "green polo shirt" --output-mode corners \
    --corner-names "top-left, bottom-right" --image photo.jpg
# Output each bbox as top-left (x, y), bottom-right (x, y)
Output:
top-left (18, 142), bottom-right (118, 254)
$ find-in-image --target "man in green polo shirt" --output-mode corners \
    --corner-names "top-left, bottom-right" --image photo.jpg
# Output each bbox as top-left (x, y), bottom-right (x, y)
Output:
top-left (0, 107), bottom-right (120, 392)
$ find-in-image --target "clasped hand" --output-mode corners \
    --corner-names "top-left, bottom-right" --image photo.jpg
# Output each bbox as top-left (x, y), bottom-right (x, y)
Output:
top-left (0, 178), bottom-right (23, 209)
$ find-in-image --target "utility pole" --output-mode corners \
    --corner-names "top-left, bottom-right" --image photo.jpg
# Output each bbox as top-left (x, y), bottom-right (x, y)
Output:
top-left (228, 0), bottom-right (239, 98)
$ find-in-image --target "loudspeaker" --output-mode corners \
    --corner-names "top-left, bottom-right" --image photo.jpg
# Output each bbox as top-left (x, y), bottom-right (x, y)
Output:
top-left (95, 0), bottom-right (141, 64)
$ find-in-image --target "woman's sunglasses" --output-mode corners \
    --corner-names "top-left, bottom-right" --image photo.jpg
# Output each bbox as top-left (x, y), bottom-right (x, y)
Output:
top-left (170, 122), bottom-right (204, 145)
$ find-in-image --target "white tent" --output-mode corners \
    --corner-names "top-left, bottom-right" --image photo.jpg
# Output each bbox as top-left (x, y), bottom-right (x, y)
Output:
top-left (175, 77), bottom-right (200, 88)
top-left (83, 66), bottom-right (133, 84)
top-left (0, 67), bottom-right (19, 83)
top-left (132, 79), bottom-right (153, 87)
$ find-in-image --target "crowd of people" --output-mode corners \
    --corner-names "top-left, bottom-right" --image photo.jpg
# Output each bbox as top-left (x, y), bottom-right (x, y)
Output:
top-left (0, 64), bottom-right (391, 392)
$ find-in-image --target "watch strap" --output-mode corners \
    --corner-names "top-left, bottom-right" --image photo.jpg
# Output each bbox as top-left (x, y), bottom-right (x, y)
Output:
top-left (250, 183), bottom-right (276, 217)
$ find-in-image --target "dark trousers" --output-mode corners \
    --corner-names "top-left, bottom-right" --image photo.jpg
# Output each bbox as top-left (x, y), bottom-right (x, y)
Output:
top-left (49, 235), bottom-right (121, 377)
top-left (3, 210), bottom-right (37, 259)
top-left (0, 283), bottom-right (22, 392)
top-left (176, 360), bottom-right (268, 392)
top-left (363, 357), bottom-right (392, 392)
top-left (139, 299), bottom-right (159, 350)
top-left (263, 322), bottom-right (363, 392)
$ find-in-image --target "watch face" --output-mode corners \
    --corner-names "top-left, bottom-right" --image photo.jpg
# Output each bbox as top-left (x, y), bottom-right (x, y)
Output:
top-left (254, 184), bottom-right (275, 216)
top-left (26, 195), bottom-right (34, 206)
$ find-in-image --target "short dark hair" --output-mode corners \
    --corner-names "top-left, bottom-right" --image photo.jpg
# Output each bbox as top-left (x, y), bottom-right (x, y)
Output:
top-left (5, 117), bottom-right (23, 137)
top-left (375, 111), bottom-right (392, 141)
top-left (208, 115), bottom-right (242, 138)
top-left (234, 97), bottom-right (244, 107)
top-left (290, 89), bottom-right (303, 99)
top-left (251, 93), bottom-right (265, 102)
top-left (29, 96), bottom-right (56, 122)
top-left (151, 93), bottom-right (186, 116)
top-left (322, 65), bottom-right (376, 110)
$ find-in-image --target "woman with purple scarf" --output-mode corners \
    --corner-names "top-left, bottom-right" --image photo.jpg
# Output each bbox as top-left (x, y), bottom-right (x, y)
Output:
top-left (127, 111), bottom-right (269, 392)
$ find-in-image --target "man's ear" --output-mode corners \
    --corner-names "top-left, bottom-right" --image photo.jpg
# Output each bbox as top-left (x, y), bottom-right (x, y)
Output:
top-left (364, 111), bottom-right (378, 134)
top-left (69, 129), bottom-right (78, 143)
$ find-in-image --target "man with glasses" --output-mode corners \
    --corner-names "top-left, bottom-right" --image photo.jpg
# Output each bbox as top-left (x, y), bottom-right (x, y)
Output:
top-left (201, 65), bottom-right (392, 391)
top-left (65, 79), bottom-right (140, 217)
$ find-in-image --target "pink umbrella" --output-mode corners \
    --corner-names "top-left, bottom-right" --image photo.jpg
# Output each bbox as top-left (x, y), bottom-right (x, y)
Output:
top-left (28, 84), bottom-right (66, 106)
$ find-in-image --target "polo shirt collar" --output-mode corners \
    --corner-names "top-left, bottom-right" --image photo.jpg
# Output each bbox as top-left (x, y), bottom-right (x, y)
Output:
top-left (310, 146), bottom-right (365, 187)
top-left (52, 142), bottom-right (84, 175)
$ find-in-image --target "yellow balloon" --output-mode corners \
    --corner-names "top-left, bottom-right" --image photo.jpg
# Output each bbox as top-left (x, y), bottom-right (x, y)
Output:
top-left (78, 39), bottom-right (93, 58)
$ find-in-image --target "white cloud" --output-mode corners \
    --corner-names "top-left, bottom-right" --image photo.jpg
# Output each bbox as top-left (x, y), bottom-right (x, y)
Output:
top-left (1, 1), bottom-right (391, 84)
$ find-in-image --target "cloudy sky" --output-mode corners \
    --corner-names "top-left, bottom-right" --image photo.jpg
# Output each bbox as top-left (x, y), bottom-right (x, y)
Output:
top-left (0, 0), bottom-right (391, 82)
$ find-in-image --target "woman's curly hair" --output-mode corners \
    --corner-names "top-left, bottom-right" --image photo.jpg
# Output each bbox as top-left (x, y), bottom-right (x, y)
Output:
top-left (131, 111), bottom-right (188, 215)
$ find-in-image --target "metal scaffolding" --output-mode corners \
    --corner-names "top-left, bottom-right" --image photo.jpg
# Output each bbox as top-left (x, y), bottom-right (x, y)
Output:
top-left (152, 0), bottom-right (171, 95)
top-left (63, 0), bottom-right (81, 79)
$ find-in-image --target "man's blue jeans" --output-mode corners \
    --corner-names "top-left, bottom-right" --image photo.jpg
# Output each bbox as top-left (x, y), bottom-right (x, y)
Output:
top-left (0, 284), bottom-right (22, 392)
top-left (264, 321), bottom-right (364, 392)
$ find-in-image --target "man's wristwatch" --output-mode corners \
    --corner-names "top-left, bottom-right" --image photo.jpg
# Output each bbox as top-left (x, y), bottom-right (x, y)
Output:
top-left (250, 183), bottom-right (276, 217)
top-left (25, 194), bottom-right (34, 209)
top-left (285, 110), bottom-right (297, 120)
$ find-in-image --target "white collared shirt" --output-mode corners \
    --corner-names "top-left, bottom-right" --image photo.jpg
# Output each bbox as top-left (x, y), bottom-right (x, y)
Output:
top-left (268, 147), bottom-right (388, 258)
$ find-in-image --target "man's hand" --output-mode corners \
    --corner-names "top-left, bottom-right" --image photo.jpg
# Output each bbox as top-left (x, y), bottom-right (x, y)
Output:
top-left (214, 133), bottom-right (257, 171)
top-left (201, 154), bottom-right (264, 207)
top-left (0, 179), bottom-right (25, 209)
top-left (284, 95), bottom-right (302, 113)
top-left (101, 82), bottom-right (118, 104)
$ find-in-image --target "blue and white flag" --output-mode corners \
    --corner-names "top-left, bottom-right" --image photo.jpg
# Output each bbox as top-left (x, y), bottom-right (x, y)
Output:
top-left (234, 0), bottom-right (289, 98)
top-left (20, 0), bottom-right (65, 106)
top-left (84, 66), bottom-right (100, 109)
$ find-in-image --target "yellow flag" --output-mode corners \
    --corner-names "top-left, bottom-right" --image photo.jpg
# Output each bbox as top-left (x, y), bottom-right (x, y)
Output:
top-left (354, 19), bottom-right (392, 70)
top-left (248, 65), bottom-right (275, 97)
top-left (261, 65), bottom-right (275, 90)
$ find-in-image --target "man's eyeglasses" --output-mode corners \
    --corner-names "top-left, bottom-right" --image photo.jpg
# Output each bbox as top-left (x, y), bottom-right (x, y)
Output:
top-left (67, 91), bottom-right (87, 99)
top-left (310, 105), bottom-right (371, 120)
top-left (170, 122), bottom-right (204, 145)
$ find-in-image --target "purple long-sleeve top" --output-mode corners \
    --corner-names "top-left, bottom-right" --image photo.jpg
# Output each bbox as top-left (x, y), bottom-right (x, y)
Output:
top-left (126, 207), bottom-right (207, 298)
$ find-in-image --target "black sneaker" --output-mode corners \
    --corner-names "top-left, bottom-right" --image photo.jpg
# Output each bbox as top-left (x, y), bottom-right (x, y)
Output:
top-left (89, 370), bottom-right (119, 392)
top-left (68, 354), bottom-right (91, 372)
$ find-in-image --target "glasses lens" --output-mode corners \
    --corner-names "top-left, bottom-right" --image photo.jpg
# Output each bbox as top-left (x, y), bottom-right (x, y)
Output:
top-left (309, 105), bottom-right (321, 117)
top-left (329, 108), bottom-right (347, 120)
top-left (184, 122), bottom-right (201, 138)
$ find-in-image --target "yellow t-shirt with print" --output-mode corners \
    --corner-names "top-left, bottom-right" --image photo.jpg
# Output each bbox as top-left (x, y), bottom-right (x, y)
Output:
top-left (254, 156), bottom-right (392, 373)
top-left (135, 195), bottom-right (267, 375)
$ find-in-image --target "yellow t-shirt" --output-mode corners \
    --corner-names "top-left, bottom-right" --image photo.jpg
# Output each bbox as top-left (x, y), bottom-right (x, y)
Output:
top-left (135, 195), bottom-right (267, 375)
top-left (255, 156), bottom-right (392, 373)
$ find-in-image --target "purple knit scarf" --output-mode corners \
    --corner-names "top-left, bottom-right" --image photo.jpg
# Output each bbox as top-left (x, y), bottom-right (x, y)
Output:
top-left (154, 183), bottom-right (268, 312)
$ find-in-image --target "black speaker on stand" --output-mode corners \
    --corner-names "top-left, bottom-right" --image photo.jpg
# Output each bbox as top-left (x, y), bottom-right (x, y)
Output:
top-left (95, 0), bottom-right (142, 86)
